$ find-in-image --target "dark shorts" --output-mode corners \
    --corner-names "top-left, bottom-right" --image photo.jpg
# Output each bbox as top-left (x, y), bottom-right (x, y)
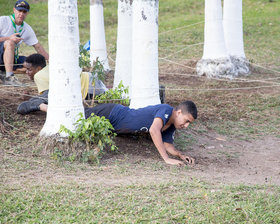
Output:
top-left (0, 41), bottom-right (26, 71)
top-left (84, 103), bottom-right (116, 119)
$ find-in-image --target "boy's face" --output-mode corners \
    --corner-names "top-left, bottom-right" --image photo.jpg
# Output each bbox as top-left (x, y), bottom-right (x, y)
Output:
top-left (173, 109), bottom-right (194, 129)
top-left (24, 62), bottom-right (41, 80)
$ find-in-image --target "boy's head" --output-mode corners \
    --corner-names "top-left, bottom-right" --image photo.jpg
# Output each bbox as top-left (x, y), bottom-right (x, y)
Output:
top-left (173, 101), bottom-right (197, 129)
top-left (24, 54), bottom-right (46, 80)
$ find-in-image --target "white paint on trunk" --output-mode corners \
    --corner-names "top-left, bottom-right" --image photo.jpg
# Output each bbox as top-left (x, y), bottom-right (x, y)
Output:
top-left (113, 0), bottom-right (132, 92)
top-left (129, 0), bottom-right (160, 109)
top-left (202, 0), bottom-right (227, 59)
top-left (90, 0), bottom-right (110, 71)
top-left (40, 0), bottom-right (84, 136)
top-left (223, 0), bottom-right (245, 58)
top-left (223, 0), bottom-right (250, 75)
top-left (196, 0), bottom-right (236, 78)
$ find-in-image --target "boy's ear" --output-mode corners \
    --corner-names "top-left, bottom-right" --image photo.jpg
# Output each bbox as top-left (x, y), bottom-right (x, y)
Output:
top-left (36, 66), bottom-right (42, 72)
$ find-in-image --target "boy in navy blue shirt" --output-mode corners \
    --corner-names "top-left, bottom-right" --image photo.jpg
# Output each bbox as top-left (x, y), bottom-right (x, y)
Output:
top-left (85, 101), bottom-right (197, 166)
top-left (27, 101), bottom-right (197, 166)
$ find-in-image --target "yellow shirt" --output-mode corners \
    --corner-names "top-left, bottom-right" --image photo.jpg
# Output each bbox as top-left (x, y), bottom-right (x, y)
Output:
top-left (34, 65), bottom-right (91, 98)
top-left (34, 65), bottom-right (49, 94)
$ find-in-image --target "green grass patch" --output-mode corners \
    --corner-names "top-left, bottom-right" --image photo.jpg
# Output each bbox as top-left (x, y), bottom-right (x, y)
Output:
top-left (1, 182), bottom-right (280, 223)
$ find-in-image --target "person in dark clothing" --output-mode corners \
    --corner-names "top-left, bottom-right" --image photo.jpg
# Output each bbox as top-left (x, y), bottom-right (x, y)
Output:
top-left (20, 95), bottom-right (197, 166)
top-left (85, 101), bottom-right (197, 166)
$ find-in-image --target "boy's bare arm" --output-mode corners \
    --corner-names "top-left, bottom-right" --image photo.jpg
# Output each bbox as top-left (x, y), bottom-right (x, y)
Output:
top-left (164, 142), bottom-right (195, 165)
top-left (149, 118), bottom-right (185, 166)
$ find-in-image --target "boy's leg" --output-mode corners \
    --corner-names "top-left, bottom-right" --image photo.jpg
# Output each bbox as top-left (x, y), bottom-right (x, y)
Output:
top-left (84, 103), bottom-right (116, 119)
top-left (17, 90), bottom-right (49, 115)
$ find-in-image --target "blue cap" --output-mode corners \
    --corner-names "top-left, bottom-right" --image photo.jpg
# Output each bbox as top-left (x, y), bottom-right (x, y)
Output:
top-left (15, 0), bottom-right (30, 12)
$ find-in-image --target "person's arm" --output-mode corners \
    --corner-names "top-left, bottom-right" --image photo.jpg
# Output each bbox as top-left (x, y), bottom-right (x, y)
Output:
top-left (39, 103), bottom-right (48, 112)
top-left (0, 33), bottom-right (22, 44)
top-left (33, 43), bottom-right (49, 61)
top-left (164, 142), bottom-right (195, 165)
top-left (149, 118), bottom-right (185, 166)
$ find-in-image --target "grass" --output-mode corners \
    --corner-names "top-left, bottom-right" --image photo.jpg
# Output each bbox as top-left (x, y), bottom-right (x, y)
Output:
top-left (1, 182), bottom-right (280, 223)
top-left (1, 0), bottom-right (280, 222)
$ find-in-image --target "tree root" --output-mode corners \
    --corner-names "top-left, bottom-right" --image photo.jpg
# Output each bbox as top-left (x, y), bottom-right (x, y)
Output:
top-left (35, 135), bottom-right (100, 162)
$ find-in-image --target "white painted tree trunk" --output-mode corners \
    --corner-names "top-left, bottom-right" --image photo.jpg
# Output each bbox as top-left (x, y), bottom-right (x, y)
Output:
top-left (40, 0), bottom-right (84, 136)
top-left (113, 0), bottom-right (132, 92)
top-left (90, 0), bottom-right (110, 71)
top-left (196, 0), bottom-right (236, 78)
top-left (223, 0), bottom-right (250, 75)
top-left (129, 0), bottom-right (160, 109)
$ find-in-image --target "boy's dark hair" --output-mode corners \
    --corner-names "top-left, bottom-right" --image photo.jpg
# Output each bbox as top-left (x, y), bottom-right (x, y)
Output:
top-left (25, 54), bottom-right (46, 68)
top-left (175, 101), bottom-right (198, 119)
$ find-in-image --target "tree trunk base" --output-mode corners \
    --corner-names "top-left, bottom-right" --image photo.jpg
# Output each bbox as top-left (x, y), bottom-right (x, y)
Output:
top-left (36, 135), bottom-right (99, 163)
top-left (196, 57), bottom-right (237, 79)
top-left (196, 56), bottom-right (250, 79)
top-left (230, 56), bottom-right (250, 76)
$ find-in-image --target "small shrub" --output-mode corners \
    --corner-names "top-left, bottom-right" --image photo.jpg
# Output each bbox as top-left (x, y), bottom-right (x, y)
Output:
top-left (91, 58), bottom-right (106, 82)
top-left (59, 113), bottom-right (117, 163)
top-left (79, 44), bottom-right (91, 69)
top-left (95, 81), bottom-right (129, 105)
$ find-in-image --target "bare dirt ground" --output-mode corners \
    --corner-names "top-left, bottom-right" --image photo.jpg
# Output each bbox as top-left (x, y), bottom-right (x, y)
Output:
top-left (1, 62), bottom-right (280, 187)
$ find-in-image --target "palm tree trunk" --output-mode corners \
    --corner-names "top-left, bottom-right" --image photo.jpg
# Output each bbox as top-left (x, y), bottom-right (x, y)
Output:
top-left (129, 0), bottom-right (160, 109)
top-left (40, 0), bottom-right (84, 136)
top-left (223, 0), bottom-right (250, 75)
top-left (113, 0), bottom-right (133, 92)
top-left (90, 0), bottom-right (110, 71)
top-left (196, 0), bottom-right (236, 78)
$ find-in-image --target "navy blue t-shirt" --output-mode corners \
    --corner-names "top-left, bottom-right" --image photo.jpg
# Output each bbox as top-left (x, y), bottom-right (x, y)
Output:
top-left (108, 104), bottom-right (176, 144)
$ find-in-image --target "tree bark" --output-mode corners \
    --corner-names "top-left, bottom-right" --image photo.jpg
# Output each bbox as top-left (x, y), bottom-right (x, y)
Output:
top-left (196, 0), bottom-right (236, 78)
top-left (90, 0), bottom-right (110, 71)
top-left (113, 0), bottom-right (133, 93)
top-left (40, 0), bottom-right (84, 136)
top-left (223, 0), bottom-right (250, 75)
top-left (130, 0), bottom-right (160, 109)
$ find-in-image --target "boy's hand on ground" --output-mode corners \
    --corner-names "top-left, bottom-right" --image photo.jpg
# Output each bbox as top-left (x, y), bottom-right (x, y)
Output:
top-left (164, 158), bottom-right (185, 166)
top-left (179, 154), bottom-right (195, 165)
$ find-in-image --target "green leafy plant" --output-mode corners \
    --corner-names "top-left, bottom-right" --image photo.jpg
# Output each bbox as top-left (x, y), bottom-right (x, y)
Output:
top-left (59, 113), bottom-right (117, 163)
top-left (79, 44), bottom-right (106, 82)
top-left (91, 57), bottom-right (106, 82)
top-left (79, 44), bottom-right (91, 69)
top-left (95, 81), bottom-right (129, 105)
top-left (88, 58), bottom-right (106, 106)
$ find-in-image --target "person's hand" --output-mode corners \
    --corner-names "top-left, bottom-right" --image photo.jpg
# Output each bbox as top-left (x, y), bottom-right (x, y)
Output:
top-left (179, 154), bottom-right (195, 165)
top-left (164, 158), bottom-right (185, 166)
top-left (10, 33), bottom-right (23, 44)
